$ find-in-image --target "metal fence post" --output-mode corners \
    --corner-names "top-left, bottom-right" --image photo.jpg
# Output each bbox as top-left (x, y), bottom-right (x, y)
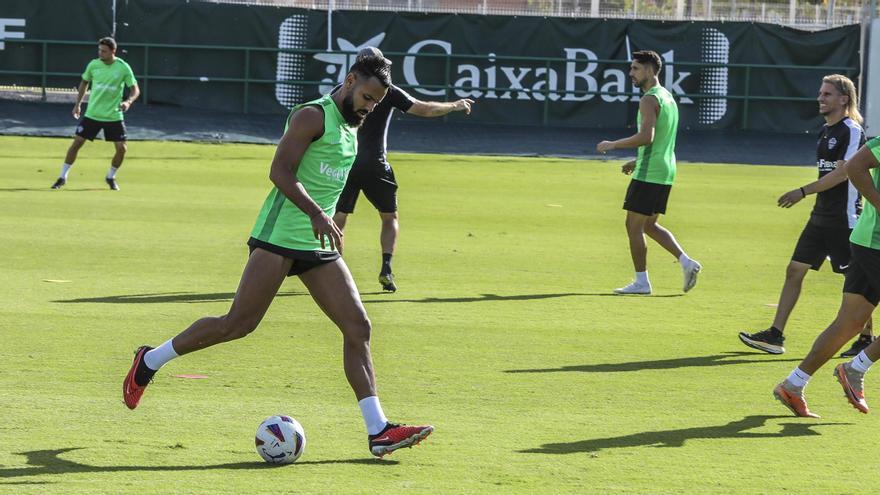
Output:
top-left (143, 45), bottom-right (150, 104)
top-left (41, 42), bottom-right (47, 102)
top-left (542, 58), bottom-right (551, 126)
top-left (243, 48), bottom-right (251, 114)
top-left (741, 65), bottom-right (751, 130)
top-left (443, 51), bottom-right (451, 123)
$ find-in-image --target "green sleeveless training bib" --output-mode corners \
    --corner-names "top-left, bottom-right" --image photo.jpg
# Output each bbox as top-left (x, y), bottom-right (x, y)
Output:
top-left (250, 94), bottom-right (357, 251)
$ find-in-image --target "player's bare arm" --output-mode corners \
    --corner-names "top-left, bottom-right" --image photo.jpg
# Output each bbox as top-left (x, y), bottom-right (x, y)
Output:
top-left (72, 80), bottom-right (89, 119)
top-left (597, 96), bottom-right (658, 153)
top-left (778, 159), bottom-right (848, 208)
top-left (269, 105), bottom-right (343, 253)
top-left (408, 98), bottom-right (474, 117)
top-left (847, 146), bottom-right (880, 212)
top-left (120, 83), bottom-right (141, 112)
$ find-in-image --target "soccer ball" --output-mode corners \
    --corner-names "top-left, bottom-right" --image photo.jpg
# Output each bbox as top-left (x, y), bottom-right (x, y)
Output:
top-left (254, 415), bottom-right (306, 464)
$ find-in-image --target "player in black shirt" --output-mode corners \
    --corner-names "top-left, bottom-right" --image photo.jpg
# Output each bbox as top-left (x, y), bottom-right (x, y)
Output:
top-left (332, 47), bottom-right (474, 292)
top-left (739, 74), bottom-right (874, 356)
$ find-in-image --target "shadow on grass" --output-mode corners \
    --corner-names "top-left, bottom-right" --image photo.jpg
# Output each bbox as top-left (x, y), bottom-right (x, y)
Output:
top-left (363, 292), bottom-right (682, 304)
top-left (521, 415), bottom-right (849, 455)
top-left (505, 352), bottom-right (802, 374)
top-left (0, 481), bottom-right (54, 485)
top-left (53, 291), bottom-right (683, 305)
top-left (0, 187), bottom-right (109, 192)
top-left (364, 292), bottom-right (587, 304)
top-left (53, 291), bottom-right (305, 304)
top-left (0, 448), bottom-right (398, 478)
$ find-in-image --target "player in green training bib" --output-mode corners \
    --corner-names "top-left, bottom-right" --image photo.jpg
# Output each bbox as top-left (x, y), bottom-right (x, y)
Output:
top-left (772, 137), bottom-right (880, 418)
top-left (596, 50), bottom-right (701, 295)
top-left (51, 37), bottom-right (139, 191)
top-left (121, 55), bottom-right (434, 458)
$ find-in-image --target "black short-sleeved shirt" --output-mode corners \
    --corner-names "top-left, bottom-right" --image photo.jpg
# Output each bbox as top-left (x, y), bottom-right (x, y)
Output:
top-left (332, 84), bottom-right (416, 169)
top-left (810, 117), bottom-right (865, 228)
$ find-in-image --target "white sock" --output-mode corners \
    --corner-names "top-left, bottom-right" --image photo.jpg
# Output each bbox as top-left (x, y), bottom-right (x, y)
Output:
top-left (358, 396), bottom-right (388, 435)
top-left (786, 367), bottom-right (811, 388)
top-left (143, 339), bottom-right (179, 371)
top-left (106, 166), bottom-right (119, 179)
top-left (850, 351), bottom-right (874, 374)
top-left (60, 163), bottom-right (72, 180)
top-left (635, 271), bottom-right (650, 285)
top-left (678, 253), bottom-right (693, 266)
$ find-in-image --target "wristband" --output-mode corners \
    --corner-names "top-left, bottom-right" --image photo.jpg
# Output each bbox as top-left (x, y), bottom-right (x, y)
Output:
top-left (799, 187), bottom-right (806, 198)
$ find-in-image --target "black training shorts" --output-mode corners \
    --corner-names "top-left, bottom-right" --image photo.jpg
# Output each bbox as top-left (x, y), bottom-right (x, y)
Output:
top-left (791, 222), bottom-right (852, 273)
top-left (75, 117), bottom-right (127, 142)
top-left (843, 243), bottom-right (880, 306)
top-left (623, 179), bottom-right (672, 216)
top-left (336, 161), bottom-right (398, 214)
top-left (247, 237), bottom-right (339, 276)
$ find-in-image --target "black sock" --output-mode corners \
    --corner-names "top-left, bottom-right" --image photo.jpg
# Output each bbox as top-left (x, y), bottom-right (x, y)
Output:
top-left (381, 253), bottom-right (393, 275)
top-left (769, 326), bottom-right (783, 337)
top-left (134, 355), bottom-right (157, 387)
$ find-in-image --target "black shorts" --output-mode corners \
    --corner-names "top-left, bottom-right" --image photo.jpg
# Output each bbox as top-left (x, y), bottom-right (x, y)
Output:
top-left (842, 243), bottom-right (880, 306)
top-left (75, 117), bottom-right (127, 142)
top-left (336, 162), bottom-right (398, 214)
top-left (791, 222), bottom-right (851, 273)
top-left (247, 237), bottom-right (339, 276)
top-left (623, 179), bottom-right (672, 216)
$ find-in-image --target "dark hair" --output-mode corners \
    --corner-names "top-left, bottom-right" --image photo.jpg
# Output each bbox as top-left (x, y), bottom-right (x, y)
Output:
top-left (632, 50), bottom-right (662, 74)
top-left (98, 37), bottom-right (117, 51)
top-left (349, 55), bottom-right (392, 88)
top-left (357, 46), bottom-right (384, 59)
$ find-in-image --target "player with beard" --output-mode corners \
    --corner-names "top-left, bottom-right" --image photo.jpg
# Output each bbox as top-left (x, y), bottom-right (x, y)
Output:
top-left (739, 74), bottom-right (873, 357)
top-left (122, 55), bottom-right (433, 458)
top-left (597, 50), bottom-right (701, 295)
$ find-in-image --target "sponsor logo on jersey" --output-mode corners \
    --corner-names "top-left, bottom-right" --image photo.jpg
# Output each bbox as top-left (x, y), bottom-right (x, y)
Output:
top-left (319, 162), bottom-right (348, 183)
top-left (93, 82), bottom-right (122, 92)
top-left (818, 158), bottom-right (837, 171)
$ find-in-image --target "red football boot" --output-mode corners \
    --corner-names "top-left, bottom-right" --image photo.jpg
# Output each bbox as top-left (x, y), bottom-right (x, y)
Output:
top-left (368, 423), bottom-right (433, 457)
top-left (123, 346), bottom-right (154, 410)
top-left (773, 381), bottom-right (819, 418)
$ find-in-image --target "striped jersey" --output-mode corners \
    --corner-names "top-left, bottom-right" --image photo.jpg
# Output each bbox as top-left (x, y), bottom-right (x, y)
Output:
top-left (811, 117), bottom-right (865, 229)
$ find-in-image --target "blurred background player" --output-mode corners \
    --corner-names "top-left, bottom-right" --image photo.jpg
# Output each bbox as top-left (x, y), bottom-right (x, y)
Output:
top-left (332, 46), bottom-right (474, 292)
top-left (597, 50), bottom-right (701, 295)
top-left (739, 74), bottom-right (873, 356)
top-left (773, 137), bottom-right (880, 418)
top-left (122, 55), bottom-right (433, 458)
top-left (51, 37), bottom-right (139, 191)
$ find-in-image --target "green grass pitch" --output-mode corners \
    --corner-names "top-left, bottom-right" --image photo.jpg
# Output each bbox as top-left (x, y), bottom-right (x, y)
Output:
top-left (0, 135), bottom-right (877, 493)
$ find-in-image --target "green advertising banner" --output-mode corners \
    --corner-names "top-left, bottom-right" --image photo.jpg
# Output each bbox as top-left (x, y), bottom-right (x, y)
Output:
top-left (0, 0), bottom-right (861, 132)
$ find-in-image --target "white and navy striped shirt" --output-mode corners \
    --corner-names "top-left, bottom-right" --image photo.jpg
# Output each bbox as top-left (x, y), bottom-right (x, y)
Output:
top-left (811, 117), bottom-right (865, 229)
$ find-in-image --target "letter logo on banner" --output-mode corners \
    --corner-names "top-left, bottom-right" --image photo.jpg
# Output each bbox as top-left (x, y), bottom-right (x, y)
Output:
top-left (0, 18), bottom-right (26, 50)
top-left (698, 27), bottom-right (730, 125)
top-left (562, 48), bottom-right (598, 101)
top-left (404, 39), bottom-right (451, 97)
